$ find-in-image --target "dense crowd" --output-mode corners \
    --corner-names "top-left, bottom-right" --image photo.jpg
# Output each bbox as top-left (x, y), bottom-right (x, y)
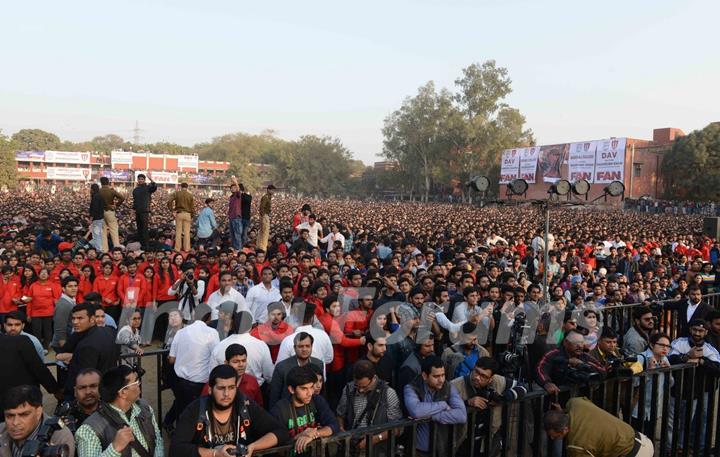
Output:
top-left (1, 177), bottom-right (719, 457)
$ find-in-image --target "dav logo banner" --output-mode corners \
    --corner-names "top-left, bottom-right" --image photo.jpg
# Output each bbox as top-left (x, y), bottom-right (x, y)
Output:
top-left (568, 141), bottom-right (597, 183)
top-left (44, 150), bottom-right (91, 164)
top-left (594, 138), bottom-right (626, 184)
top-left (519, 147), bottom-right (539, 183)
top-left (499, 148), bottom-right (521, 184)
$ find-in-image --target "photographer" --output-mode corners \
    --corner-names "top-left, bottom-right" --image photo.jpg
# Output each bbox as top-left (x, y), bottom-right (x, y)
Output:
top-left (170, 365), bottom-right (289, 457)
top-left (451, 357), bottom-right (528, 457)
top-left (57, 369), bottom-right (102, 433)
top-left (535, 328), bottom-right (606, 395)
top-left (169, 263), bottom-right (206, 322)
top-left (0, 385), bottom-right (75, 457)
top-left (589, 327), bottom-right (643, 376)
top-left (76, 365), bottom-right (163, 457)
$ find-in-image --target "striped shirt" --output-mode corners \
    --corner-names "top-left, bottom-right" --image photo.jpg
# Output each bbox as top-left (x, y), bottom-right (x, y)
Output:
top-left (76, 403), bottom-right (164, 457)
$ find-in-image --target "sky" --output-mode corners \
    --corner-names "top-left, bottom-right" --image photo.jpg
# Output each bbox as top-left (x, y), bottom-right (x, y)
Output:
top-left (1, 0), bottom-right (718, 164)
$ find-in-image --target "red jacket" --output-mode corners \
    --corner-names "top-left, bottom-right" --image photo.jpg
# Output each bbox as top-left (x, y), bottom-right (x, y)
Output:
top-left (0, 277), bottom-right (21, 313)
top-left (155, 270), bottom-right (176, 302)
top-left (51, 262), bottom-right (79, 282)
top-left (117, 274), bottom-right (147, 307)
top-left (93, 275), bottom-right (119, 307)
top-left (319, 314), bottom-right (364, 373)
top-left (77, 276), bottom-right (94, 301)
top-left (343, 309), bottom-right (372, 364)
top-left (27, 281), bottom-right (61, 317)
top-left (251, 321), bottom-right (295, 363)
top-left (141, 276), bottom-right (158, 307)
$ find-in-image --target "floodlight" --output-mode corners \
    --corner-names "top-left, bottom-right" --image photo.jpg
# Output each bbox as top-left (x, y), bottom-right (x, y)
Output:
top-left (508, 179), bottom-right (528, 196)
top-left (551, 179), bottom-right (571, 196)
top-left (605, 181), bottom-right (625, 197)
top-left (468, 176), bottom-right (490, 193)
top-left (572, 179), bottom-right (590, 195)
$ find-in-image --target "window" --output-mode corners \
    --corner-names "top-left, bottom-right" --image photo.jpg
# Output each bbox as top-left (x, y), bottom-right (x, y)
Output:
top-left (633, 163), bottom-right (642, 178)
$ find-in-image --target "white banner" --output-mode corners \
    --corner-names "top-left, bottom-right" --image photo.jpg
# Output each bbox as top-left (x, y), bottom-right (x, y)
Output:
top-left (46, 167), bottom-right (91, 181)
top-left (594, 138), bottom-right (626, 183)
top-left (44, 150), bottom-right (91, 164)
top-left (568, 141), bottom-right (597, 183)
top-left (519, 146), bottom-right (540, 183)
top-left (135, 170), bottom-right (178, 184)
top-left (111, 150), bottom-right (134, 167)
top-left (177, 155), bottom-right (199, 170)
top-left (499, 148), bottom-right (521, 184)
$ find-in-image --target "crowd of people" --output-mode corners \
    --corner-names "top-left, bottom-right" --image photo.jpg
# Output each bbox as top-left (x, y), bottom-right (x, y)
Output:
top-left (1, 175), bottom-right (720, 457)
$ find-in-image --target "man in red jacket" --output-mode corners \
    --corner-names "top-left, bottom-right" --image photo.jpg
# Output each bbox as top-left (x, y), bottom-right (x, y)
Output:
top-left (0, 265), bottom-right (22, 321)
top-left (116, 259), bottom-right (147, 312)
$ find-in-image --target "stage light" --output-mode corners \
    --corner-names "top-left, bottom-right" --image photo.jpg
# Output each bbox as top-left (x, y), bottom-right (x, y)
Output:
top-left (605, 181), bottom-right (625, 197)
top-left (551, 179), bottom-right (571, 196)
top-left (572, 179), bottom-right (590, 195)
top-left (468, 176), bottom-right (490, 193)
top-left (508, 178), bottom-right (528, 196)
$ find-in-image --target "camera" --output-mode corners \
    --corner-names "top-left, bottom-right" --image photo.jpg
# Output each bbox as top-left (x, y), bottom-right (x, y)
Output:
top-left (21, 417), bottom-right (70, 457)
top-left (479, 388), bottom-right (505, 404)
top-left (228, 444), bottom-right (249, 456)
top-left (185, 271), bottom-right (194, 281)
top-left (606, 350), bottom-right (638, 377)
top-left (565, 363), bottom-right (603, 384)
top-left (53, 402), bottom-right (77, 434)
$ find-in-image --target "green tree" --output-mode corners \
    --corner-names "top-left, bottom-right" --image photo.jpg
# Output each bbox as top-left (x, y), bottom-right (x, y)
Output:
top-left (91, 134), bottom-right (129, 153)
top-left (11, 129), bottom-right (61, 151)
top-left (662, 123), bottom-right (720, 200)
top-left (282, 135), bottom-right (353, 197)
top-left (0, 132), bottom-right (18, 188)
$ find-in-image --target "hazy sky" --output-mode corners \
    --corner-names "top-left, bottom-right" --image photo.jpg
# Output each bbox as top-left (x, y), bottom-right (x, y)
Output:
top-left (1, 0), bottom-right (718, 164)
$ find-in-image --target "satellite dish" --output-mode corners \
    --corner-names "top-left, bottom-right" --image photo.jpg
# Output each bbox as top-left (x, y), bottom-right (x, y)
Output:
top-left (572, 179), bottom-right (590, 195)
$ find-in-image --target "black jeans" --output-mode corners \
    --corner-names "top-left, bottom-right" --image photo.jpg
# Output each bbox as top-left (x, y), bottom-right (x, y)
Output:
top-left (31, 316), bottom-right (53, 349)
top-left (135, 211), bottom-right (150, 249)
top-left (165, 377), bottom-right (204, 426)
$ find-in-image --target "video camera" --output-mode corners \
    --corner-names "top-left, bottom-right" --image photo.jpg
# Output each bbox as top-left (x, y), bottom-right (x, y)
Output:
top-left (498, 312), bottom-right (528, 378)
top-left (565, 363), bottom-right (603, 384)
top-left (20, 417), bottom-right (70, 457)
top-left (605, 349), bottom-right (638, 377)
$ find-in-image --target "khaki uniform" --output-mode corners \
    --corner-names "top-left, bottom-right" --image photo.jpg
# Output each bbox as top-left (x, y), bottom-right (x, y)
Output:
top-left (167, 189), bottom-right (195, 252)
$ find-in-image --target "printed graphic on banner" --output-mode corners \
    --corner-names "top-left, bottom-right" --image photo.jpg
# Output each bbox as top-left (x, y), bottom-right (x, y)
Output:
top-left (568, 141), bottom-right (597, 182)
top-left (519, 147), bottom-right (540, 183)
top-left (538, 144), bottom-right (568, 183)
top-left (44, 151), bottom-right (91, 164)
top-left (101, 170), bottom-right (132, 182)
top-left (499, 149), bottom-right (521, 183)
top-left (594, 138), bottom-right (626, 183)
top-left (135, 170), bottom-right (178, 184)
top-left (177, 155), bottom-right (199, 170)
top-left (46, 167), bottom-right (91, 181)
top-left (111, 150), bottom-right (134, 167)
top-left (15, 151), bottom-right (46, 162)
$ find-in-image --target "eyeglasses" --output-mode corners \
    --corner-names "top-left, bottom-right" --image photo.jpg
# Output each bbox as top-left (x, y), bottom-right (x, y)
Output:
top-left (654, 343), bottom-right (671, 349)
top-left (119, 380), bottom-right (141, 391)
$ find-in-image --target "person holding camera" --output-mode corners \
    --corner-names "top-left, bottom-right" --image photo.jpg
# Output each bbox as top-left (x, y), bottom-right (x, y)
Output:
top-left (170, 364), bottom-right (289, 457)
top-left (76, 365), bottom-right (163, 457)
top-left (451, 357), bottom-right (528, 457)
top-left (535, 328), bottom-right (606, 395)
top-left (57, 369), bottom-right (102, 433)
top-left (169, 263), bottom-right (206, 322)
top-left (0, 385), bottom-right (76, 457)
top-left (589, 327), bottom-right (643, 375)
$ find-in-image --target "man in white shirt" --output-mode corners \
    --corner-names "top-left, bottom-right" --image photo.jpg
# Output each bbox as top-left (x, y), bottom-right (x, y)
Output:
top-left (246, 267), bottom-right (281, 323)
top-left (207, 271), bottom-right (249, 320)
top-left (209, 310), bottom-right (274, 385)
top-left (319, 223), bottom-right (345, 256)
top-left (295, 214), bottom-right (323, 248)
top-left (276, 302), bottom-right (333, 365)
top-left (167, 320), bottom-right (219, 427)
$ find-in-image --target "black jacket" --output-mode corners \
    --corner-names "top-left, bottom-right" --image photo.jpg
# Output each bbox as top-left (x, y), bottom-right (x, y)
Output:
top-left (132, 182), bottom-right (157, 212)
top-left (0, 334), bottom-right (58, 394)
top-left (665, 299), bottom-right (714, 338)
top-left (170, 395), bottom-right (289, 456)
top-left (240, 193), bottom-right (252, 220)
top-left (535, 346), bottom-right (606, 387)
top-left (64, 326), bottom-right (119, 394)
top-left (90, 192), bottom-right (104, 220)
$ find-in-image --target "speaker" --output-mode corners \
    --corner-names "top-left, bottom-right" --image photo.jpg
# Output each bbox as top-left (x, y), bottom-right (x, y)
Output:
top-left (703, 217), bottom-right (720, 239)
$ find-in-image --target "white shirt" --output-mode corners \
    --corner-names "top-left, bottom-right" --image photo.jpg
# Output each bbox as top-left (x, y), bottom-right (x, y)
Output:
top-left (169, 321), bottom-right (219, 383)
top-left (210, 333), bottom-right (274, 385)
top-left (276, 324), bottom-right (334, 365)
top-left (296, 222), bottom-right (323, 248)
top-left (207, 287), bottom-right (250, 320)
top-left (670, 337), bottom-right (720, 362)
top-left (686, 300), bottom-right (701, 323)
top-left (168, 280), bottom-right (206, 321)
top-left (245, 283), bottom-right (281, 323)
top-left (320, 231), bottom-right (345, 254)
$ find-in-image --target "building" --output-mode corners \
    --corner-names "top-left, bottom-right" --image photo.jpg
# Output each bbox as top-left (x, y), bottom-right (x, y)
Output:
top-left (374, 161), bottom-right (398, 172)
top-left (497, 127), bottom-right (684, 202)
top-left (15, 150), bottom-right (230, 187)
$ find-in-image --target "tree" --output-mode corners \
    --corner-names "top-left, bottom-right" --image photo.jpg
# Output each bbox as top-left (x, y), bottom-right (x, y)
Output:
top-left (381, 61), bottom-right (533, 199)
top-left (0, 133), bottom-right (18, 188)
top-left (281, 135), bottom-right (353, 197)
top-left (91, 134), bottom-right (129, 153)
top-left (11, 129), bottom-right (61, 151)
top-left (662, 123), bottom-right (720, 200)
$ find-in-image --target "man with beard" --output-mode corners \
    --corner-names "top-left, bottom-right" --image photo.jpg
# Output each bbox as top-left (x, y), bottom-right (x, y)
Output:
top-left (59, 369), bottom-right (102, 432)
top-left (623, 306), bottom-right (654, 354)
top-left (357, 332), bottom-right (394, 384)
top-left (207, 271), bottom-right (249, 320)
top-left (170, 365), bottom-right (289, 457)
top-left (2, 310), bottom-right (44, 360)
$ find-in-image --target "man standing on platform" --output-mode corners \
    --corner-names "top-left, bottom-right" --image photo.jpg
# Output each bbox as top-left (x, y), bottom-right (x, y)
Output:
top-left (258, 184), bottom-right (276, 252)
top-left (99, 177), bottom-right (125, 252)
top-left (132, 173), bottom-right (157, 250)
